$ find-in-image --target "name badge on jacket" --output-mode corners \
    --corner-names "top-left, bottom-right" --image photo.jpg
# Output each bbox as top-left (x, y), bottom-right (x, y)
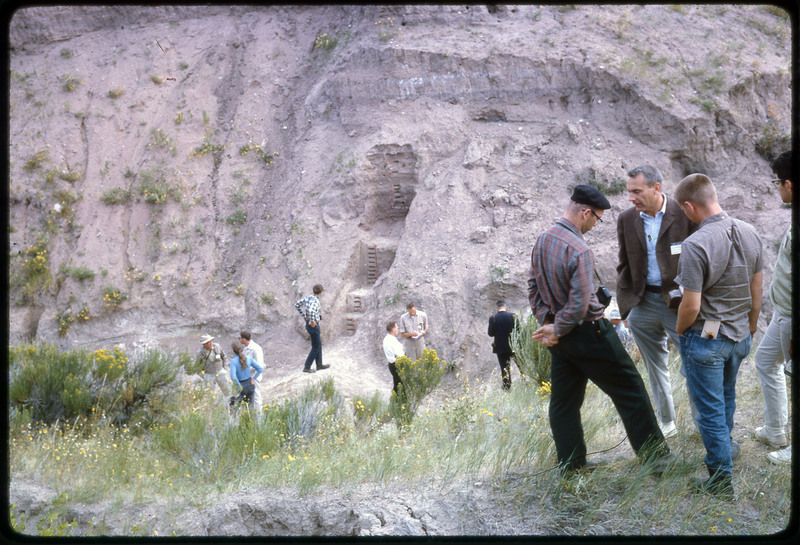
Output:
top-left (670, 242), bottom-right (682, 255)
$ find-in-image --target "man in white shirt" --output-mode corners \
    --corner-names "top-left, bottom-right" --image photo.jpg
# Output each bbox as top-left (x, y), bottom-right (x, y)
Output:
top-left (240, 331), bottom-right (264, 413)
top-left (383, 321), bottom-right (405, 393)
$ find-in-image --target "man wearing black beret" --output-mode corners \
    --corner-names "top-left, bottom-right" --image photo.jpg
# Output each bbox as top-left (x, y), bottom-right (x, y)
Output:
top-left (528, 185), bottom-right (674, 476)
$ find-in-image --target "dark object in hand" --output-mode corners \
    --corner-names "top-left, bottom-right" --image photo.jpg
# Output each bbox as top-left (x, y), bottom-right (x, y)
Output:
top-left (596, 285), bottom-right (612, 307)
top-left (668, 289), bottom-right (683, 310)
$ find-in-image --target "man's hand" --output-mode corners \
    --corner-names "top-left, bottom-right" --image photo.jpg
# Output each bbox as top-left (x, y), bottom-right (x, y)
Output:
top-left (309, 321), bottom-right (317, 328)
top-left (533, 324), bottom-right (559, 347)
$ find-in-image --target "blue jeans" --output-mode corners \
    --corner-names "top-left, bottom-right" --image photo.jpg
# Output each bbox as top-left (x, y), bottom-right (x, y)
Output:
top-left (680, 329), bottom-right (751, 473)
top-left (304, 323), bottom-right (322, 369)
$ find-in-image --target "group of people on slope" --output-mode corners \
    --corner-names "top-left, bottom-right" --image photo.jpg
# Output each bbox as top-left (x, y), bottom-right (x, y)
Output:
top-left (193, 153), bottom-right (791, 499)
top-left (517, 152), bottom-right (792, 498)
top-left (382, 302), bottom-right (430, 393)
top-left (195, 331), bottom-right (265, 411)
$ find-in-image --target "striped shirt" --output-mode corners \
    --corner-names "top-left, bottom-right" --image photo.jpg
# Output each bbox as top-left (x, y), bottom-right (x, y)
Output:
top-left (528, 218), bottom-right (606, 337)
top-left (295, 294), bottom-right (322, 323)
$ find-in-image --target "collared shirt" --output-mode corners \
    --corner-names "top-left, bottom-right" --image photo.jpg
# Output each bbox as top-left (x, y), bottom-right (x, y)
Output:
top-left (383, 333), bottom-right (405, 363)
top-left (196, 343), bottom-right (226, 375)
top-left (528, 218), bottom-right (606, 337)
top-left (295, 294), bottom-right (321, 323)
top-left (400, 310), bottom-right (428, 337)
top-left (243, 340), bottom-right (264, 366)
top-left (230, 354), bottom-right (263, 385)
top-left (676, 212), bottom-right (763, 341)
top-left (243, 340), bottom-right (264, 378)
top-left (641, 195), bottom-right (667, 286)
top-left (769, 223), bottom-right (792, 316)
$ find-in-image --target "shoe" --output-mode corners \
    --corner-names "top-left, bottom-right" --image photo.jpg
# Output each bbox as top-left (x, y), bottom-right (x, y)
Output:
top-left (648, 452), bottom-right (677, 476)
top-left (690, 474), bottom-right (734, 499)
top-left (659, 420), bottom-right (678, 439)
top-left (768, 445), bottom-right (791, 465)
top-left (755, 427), bottom-right (787, 449)
top-left (560, 459), bottom-right (602, 476)
top-left (316, 364), bottom-right (330, 370)
top-left (302, 367), bottom-right (315, 373)
top-left (730, 440), bottom-right (740, 461)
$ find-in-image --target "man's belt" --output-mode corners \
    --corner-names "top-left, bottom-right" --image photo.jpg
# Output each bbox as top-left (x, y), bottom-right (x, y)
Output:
top-left (645, 285), bottom-right (661, 294)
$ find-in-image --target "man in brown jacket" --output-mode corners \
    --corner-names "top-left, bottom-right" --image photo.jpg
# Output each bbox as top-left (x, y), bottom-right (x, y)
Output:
top-left (616, 165), bottom-right (697, 438)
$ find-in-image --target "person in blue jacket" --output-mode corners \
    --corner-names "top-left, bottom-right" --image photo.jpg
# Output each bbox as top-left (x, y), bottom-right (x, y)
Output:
top-left (229, 341), bottom-right (263, 409)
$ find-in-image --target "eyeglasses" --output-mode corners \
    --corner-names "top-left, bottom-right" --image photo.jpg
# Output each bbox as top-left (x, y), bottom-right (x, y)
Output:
top-left (771, 179), bottom-right (785, 187)
top-left (587, 208), bottom-right (603, 223)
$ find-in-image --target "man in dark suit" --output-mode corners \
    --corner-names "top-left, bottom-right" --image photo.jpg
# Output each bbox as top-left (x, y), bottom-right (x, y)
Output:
top-left (616, 165), bottom-right (697, 438)
top-left (488, 300), bottom-right (518, 390)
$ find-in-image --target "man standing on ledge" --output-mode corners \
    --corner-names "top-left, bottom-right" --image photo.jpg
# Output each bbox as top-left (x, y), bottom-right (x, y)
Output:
top-left (400, 302), bottom-right (429, 361)
top-left (529, 185), bottom-right (673, 475)
top-left (674, 173), bottom-right (762, 497)
top-left (295, 284), bottom-right (330, 373)
top-left (616, 165), bottom-right (697, 438)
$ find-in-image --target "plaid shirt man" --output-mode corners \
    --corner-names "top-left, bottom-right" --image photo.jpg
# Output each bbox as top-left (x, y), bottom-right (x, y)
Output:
top-left (528, 218), bottom-right (605, 337)
top-left (295, 294), bottom-right (321, 324)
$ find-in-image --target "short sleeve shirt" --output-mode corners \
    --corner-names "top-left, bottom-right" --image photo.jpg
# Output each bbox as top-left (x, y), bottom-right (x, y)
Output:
top-left (676, 213), bottom-right (762, 341)
top-left (400, 311), bottom-right (427, 336)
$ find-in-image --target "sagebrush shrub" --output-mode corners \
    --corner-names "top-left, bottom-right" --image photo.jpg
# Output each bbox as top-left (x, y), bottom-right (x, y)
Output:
top-left (8, 344), bottom-right (180, 426)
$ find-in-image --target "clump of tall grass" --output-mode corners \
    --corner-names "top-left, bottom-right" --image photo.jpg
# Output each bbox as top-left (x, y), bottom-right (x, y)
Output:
top-left (510, 312), bottom-right (551, 385)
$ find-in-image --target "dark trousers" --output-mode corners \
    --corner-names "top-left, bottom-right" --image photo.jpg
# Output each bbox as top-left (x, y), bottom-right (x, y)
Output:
top-left (497, 352), bottom-right (515, 390)
top-left (388, 361), bottom-right (402, 393)
top-left (230, 381), bottom-right (255, 408)
top-left (548, 319), bottom-right (667, 470)
top-left (304, 323), bottom-right (322, 369)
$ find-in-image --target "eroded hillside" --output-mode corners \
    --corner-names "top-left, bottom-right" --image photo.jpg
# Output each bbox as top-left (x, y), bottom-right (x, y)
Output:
top-left (7, 4), bottom-right (792, 398)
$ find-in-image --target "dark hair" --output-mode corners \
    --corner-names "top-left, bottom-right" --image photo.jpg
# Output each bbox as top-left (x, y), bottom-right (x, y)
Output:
top-left (313, 284), bottom-right (324, 295)
top-left (231, 341), bottom-right (246, 370)
top-left (627, 165), bottom-right (663, 187)
top-left (772, 150), bottom-right (792, 181)
top-left (496, 300), bottom-right (506, 308)
top-left (239, 331), bottom-right (251, 341)
top-left (386, 321), bottom-right (397, 332)
top-left (406, 302), bottom-right (415, 310)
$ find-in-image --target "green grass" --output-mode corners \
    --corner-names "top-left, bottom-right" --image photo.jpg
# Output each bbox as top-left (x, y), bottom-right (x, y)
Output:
top-left (100, 187), bottom-right (133, 205)
top-left (7, 342), bottom-right (791, 537)
top-left (59, 264), bottom-right (95, 281)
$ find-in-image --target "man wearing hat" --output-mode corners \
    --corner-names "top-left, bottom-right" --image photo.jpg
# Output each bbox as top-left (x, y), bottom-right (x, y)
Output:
top-left (616, 165), bottom-right (697, 439)
top-left (528, 185), bottom-right (673, 475)
top-left (196, 334), bottom-right (232, 396)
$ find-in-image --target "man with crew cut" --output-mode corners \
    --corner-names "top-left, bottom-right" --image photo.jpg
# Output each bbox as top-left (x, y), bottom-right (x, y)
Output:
top-left (674, 173), bottom-right (763, 497)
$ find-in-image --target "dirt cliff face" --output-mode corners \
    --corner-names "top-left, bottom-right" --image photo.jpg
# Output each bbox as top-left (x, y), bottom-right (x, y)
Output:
top-left (7, 5), bottom-right (792, 398)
